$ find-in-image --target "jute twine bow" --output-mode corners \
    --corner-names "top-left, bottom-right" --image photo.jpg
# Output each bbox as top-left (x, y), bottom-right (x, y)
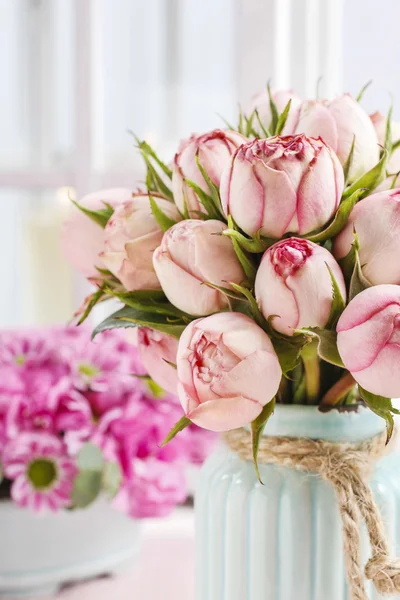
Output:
top-left (224, 429), bottom-right (400, 600)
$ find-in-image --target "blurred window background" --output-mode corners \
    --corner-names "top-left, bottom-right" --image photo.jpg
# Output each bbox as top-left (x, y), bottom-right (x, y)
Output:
top-left (0, 0), bottom-right (398, 328)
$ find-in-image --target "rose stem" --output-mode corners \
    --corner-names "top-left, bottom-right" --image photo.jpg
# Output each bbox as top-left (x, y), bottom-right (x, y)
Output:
top-left (301, 340), bottom-right (320, 404)
top-left (320, 372), bottom-right (356, 409)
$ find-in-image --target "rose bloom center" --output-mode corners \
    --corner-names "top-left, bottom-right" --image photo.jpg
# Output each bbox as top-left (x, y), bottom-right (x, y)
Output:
top-left (191, 334), bottom-right (239, 385)
top-left (272, 240), bottom-right (312, 278)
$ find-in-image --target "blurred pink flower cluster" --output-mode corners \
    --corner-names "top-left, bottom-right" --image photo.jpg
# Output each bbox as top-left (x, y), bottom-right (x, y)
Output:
top-left (0, 327), bottom-right (215, 516)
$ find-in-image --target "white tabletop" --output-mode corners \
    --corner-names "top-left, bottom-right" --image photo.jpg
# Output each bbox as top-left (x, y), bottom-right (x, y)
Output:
top-left (34, 509), bottom-right (195, 600)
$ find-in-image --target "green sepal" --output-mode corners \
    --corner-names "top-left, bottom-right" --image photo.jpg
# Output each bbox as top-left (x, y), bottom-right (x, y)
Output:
top-left (275, 99), bottom-right (292, 136)
top-left (92, 305), bottom-right (189, 340)
top-left (358, 386), bottom-right (400, 443)
top-left (227, 227), bottom-right (257, 283)
top-left (149, 193), bottom-right (178, 232)
top-left (229, 282), bottom-right (266, 329)
top-left (384, 103), bottom-right (393, 156)
top-left (195, 154), bottom-right (224, 217)
top-left (267, 82), bottom-right (279, 134)
top-left (71, 200), bottom-right (113, 229)
top-left (326, 263), bottom-right (346, 329)
top-left (343, 136), bottom-right (356, 184)
top-left (102, 462), bottom-right (122, 499)
top-left (254, 109), bottom-right (272, 138)
top-left (223, 218), bottom-right (273, 253)
top-left (356, 80), bottom-right (372, 103)
top-left (295, 327), bottom-right (344, 367)
top-left (216, 113), bottom-right (235, 131)
top-left (305, 188), bottom-right (365, 243)
top-left (272, 335), bottom-right (306, 374)
top-left (184, 178), bottom-right (221, 219)
top-left (132, 134), bottom-right (172, 179)
top-left (161, 415), bottom-right (192, 447)
top-left (77, 288), bottom-right (107, 325)
top-left (251, 398), bottom-right (276, 484)
top-left (344, 232), bottom-right (372, 301)
top-left (142, 155), bottom-right (174, 201)
top-left (343, 150), bottom-right (388, 199)
top-left (390, 171), bottom-right (400, 189)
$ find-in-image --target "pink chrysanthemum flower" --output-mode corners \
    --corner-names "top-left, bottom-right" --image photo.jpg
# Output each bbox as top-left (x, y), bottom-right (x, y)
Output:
top-left (3, 433), bottom-right (77, 512)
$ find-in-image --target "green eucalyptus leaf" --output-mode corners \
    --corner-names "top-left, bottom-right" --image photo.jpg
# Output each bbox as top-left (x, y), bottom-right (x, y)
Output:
top-left (305, 188), bottom-right (364, 243)
top-left (295, 327), bottom-right (344, 367)
top-left (161, 415), bottom-right (192, 446)
top-left (356, 80), bottom-right (372, 103)
top-left (275, 99), bottom-right (292, 136)
top-left (71, 200), bottom-right (113, 229)
top-left (77, 443), bottom-right (104, 472)
top-left (149, 193), bottom-right (178, 232)
top-left (343, 150), bottom-right (388, 199)
top-left (251, 398), bottom-right (276, 483)
top-left (358, 386), bottom-right (400, 443)
top-left (343, 136), bottom-right (356, 184)
top-left (102, 462), bottom-right (123, 499)
top-left (71, 471), bottom-right (102, 508)
top-left (326, 263), bottom-right (346, 329)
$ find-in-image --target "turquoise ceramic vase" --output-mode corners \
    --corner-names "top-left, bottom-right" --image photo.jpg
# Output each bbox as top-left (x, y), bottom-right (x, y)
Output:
top-left (195, 405), bottom-right (400, 600)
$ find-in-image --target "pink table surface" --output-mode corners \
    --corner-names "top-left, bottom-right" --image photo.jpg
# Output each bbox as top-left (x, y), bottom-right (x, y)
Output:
top-left (19, 509), bottom-right (195, 600)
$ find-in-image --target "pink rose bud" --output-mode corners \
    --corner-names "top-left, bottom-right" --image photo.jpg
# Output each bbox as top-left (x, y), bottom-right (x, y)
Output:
top-left (172, 129), bottom-right (247, 216)
top-left (100, 193), bottom-right (181, 291)
top-left (337, 284), bottom-right (400, 398)
top-left (255, 238), bottom-right (346, 335)
top-left (295, 94), bottom-right (379, 182)
top-left (246, 88), bottom-right (302, 136)
top-left (221, 135), bottom-right (343, 238)
top-left (334, 190), bottom-right (400, 285)
top-left (137, 328), bottom-right (178, 394)
top-left (176, 312), bottom-right (282, 431)
top-left (370, 111), bottom-right (400, 190)
top-left (62, 188), bottom-right (130, 277)
top-left (153, 219), bottom-right (245, 316)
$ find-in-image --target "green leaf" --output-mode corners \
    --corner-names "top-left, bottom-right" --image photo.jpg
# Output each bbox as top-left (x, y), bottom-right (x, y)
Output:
top-left (102, 462), bottom-right (122, 499)
top-left (343, 136), bottom-right (356, 184)
top-left (77, 443), bottom-right (104, 471)
top-left (358, 386), bottom-right (400, 443)
top-left (272, 336), bottom-right (305, 374)
top-left (390, 171), bottom-right (400, 189)
top-left (343, 150), bottom-right (388, 199)
top-left (184, 178), bottom-right (220, 219)
top-left (71, 471), bottom-right (102, 508)
top-left (149, 193), bottom-right (178, 232)
top-left (305, 188), bottom-right (365, 243)
top-left (295, 327), bottom-right (344, 367)
top-left (326, 263), bottom-right (346, 329)
top-left (267, 82), bottom-right (279, 134)
top-left (71, 200), bottom-right (113, 229)
top-left (195, 154), bottom-right (224, 217)
top-left (275, 99), bottom-right (292, 136)
top-left (161, 415), bottom-right (192, 446)
top-left (230, 282), bottom-right (265, 328)
top-left (92, 306), bottom-right (188, 339)
top-left (251, 398), bottom-right (276, 483)
top-left (356, 80), bottom-right (372, 103)
top-left (106, 291), bottom-right (191, 320)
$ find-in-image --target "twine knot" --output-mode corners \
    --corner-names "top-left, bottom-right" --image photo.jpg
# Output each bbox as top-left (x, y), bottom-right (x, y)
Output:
top-left (223, 428), bottom-right (400, 600)
top-left (365, 555), bottom-right (400, 594)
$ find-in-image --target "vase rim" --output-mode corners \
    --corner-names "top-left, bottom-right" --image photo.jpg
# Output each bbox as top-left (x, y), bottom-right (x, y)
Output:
top-left (262, 404), bottom-right (386, 442)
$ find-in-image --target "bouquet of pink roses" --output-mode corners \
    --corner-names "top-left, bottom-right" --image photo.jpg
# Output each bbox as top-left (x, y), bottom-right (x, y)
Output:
top-left (63, 84), bottom-right (400, 473)
top-left (0, 327), bottom-right (214, 515)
